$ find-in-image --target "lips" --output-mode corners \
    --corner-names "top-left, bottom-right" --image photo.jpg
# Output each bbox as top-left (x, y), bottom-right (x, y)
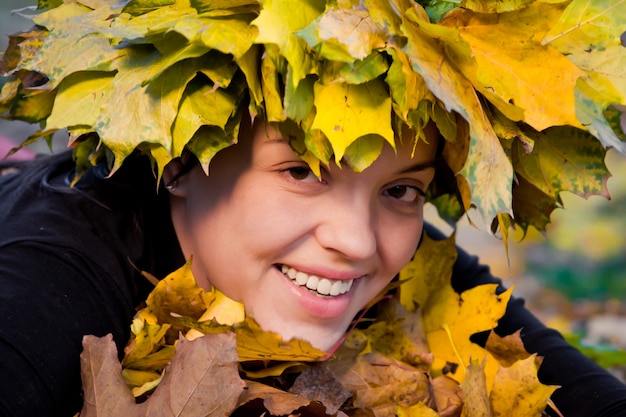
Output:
top-left (279, 264), bottom-right (354, 296)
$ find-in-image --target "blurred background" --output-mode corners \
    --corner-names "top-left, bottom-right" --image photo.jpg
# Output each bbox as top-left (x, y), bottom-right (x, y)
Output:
top-left (2, 0), bottom-right (625, 377)
top-left (1, 0), bottom-right (66, 157)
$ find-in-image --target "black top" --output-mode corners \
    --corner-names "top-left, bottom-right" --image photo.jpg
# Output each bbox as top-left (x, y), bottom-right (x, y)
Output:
top-left (0, 151), bottom-right (625, 417)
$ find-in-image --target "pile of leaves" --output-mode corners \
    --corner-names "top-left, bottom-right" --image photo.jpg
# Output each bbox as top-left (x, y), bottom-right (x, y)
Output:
top-left (78, 234), bottom-right (559, 417)
top-left (1, 0), bottom-right (625, 238)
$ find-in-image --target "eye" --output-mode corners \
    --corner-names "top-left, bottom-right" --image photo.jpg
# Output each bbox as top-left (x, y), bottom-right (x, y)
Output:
top-left (384, 185), bottom-right (425, 203)
top-left (284, 166), bottom-right (319, 183)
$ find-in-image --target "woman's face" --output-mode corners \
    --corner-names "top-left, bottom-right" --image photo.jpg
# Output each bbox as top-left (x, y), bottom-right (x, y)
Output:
top-left (168, 121), bottom-right (438, 350)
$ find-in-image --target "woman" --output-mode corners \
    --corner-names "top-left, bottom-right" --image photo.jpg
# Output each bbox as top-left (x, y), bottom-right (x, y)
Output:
top-left (164, 119), bottom-right (438, 350)
top-left (1, 115), bottom-right (625, 417)
top-left (1, 0), bottom-right (625, 416)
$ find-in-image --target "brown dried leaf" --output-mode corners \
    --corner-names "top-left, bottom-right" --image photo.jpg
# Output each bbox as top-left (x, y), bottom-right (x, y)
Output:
top-left (289, 364), bottom-right (352, 414)
top-left (459, 358), bottom-right (491, 417)
top-left (235, 380), bottom-right (339, 417)
top-left (484, 329), bottom-right (530, 367)
top-left (80, 333), bottom-right (245, 417)
top-left (144, 333), bottom-right (244, 416)
top-left (329, 352), bottom-right (431, 416)
top-left (430, 376), bottom-right (463, 417)
top-left (80, 334), bottom-right (137, 415)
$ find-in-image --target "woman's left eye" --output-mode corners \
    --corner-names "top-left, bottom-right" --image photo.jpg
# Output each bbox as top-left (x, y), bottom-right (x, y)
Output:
top-left (384, 185), bottom-right (425, 203)
top-left (284, 166), bottom-right (318, 183)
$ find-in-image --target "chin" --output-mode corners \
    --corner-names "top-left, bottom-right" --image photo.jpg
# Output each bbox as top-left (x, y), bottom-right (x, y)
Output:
top-left (278, 324), bottom-right (348, 352)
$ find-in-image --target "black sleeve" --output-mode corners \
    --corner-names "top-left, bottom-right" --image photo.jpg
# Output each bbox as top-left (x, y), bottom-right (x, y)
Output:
top-left (0, 155), bottom-right (144, 416)
top-left (424, 224), bottom-right (626, 417)
top-left (0, 242), bottom-right (136, 417)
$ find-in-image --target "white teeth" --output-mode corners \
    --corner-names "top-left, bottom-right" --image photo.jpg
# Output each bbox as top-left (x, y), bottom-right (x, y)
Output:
top-left (295, 271), bottom-right (308, 286)
top-left (317, 278), bottom-right (332, 295)
top-left (329, 280), bottom-right (343, 296)
top-left (279, 265), bottom-right (354, 297)
top-left (305, 275), bottom-right (319, 290)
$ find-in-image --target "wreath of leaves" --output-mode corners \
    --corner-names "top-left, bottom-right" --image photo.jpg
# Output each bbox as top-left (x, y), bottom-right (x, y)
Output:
top-left (1, 0), bottom-right (625, 236)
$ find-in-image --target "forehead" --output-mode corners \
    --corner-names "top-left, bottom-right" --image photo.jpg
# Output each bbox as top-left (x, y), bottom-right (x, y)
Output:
top-left (248, 119), bottom-right (439, 168)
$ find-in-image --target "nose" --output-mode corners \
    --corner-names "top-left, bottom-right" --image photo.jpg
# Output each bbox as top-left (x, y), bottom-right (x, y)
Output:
top-left (314, 193), bottom-right (378, 260)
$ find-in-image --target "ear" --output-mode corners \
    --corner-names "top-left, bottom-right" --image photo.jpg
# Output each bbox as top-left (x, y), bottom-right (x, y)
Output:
top-left (162, 158), bottom-right (190, 197)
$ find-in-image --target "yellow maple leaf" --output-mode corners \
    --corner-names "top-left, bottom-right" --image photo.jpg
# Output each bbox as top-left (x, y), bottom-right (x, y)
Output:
top-left (400, 10), bottom-right (514, 223)
top-left (397, 400), bottom-right (441, 417)
top-left (438, 3), bottom-right (584, 131)
top-left (399, 233), bottom-right (512, 390)
top-left (140, 259), bottom-right (325, 362)
top-left (199, 286), bottom-right (245, 326)
top-left (181, 315), bottom-right (326, 362)
top-left (489, 355), bottom-right (559, 417)
top-left (363, 299), bottom-right (432, 370)
top-left (311, 79), bottom-right (395, 166)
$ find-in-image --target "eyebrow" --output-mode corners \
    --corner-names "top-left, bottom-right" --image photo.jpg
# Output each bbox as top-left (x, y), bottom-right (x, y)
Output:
top-left (397, 158), bottom-right (439, 174)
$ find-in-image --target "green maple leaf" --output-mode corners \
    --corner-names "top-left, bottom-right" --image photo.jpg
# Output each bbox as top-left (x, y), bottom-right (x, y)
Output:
top-left (511, 176), bottom-right (560, 234)
top-left (512, 126), bottom-right (610, 201)
top-left (173, 75), bottom-right (240, 172)
top-left (24, 2), bottom-right (122, 87)
top-left (385, 48), bottom-right (433, 124)
top-left (252, 0), bottom-right (324, 87)
top-left (319, 52), bottom-right (389, 86)
top-left (93, 50), bottom-right (185, 173)
top-left (45, 71), bottom-right (114, 130)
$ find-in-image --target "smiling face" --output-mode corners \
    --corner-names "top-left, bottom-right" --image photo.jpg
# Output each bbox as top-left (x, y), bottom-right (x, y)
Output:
top-left (167, 120), bottom-right (438, 350)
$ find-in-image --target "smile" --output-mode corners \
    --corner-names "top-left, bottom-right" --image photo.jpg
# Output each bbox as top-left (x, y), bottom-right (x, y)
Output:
top-left (279, 265), bottom-right (354, 297)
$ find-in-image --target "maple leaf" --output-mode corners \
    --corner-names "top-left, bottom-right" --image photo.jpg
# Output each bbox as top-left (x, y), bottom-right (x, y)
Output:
top-left (22, 2), bottom-right (122, 88)
top-left (542, 0), bottom-right (626, 152)
top-left (145, 259), bottom-right (208, 340)
top-left (80, 332), bottom-right (245, 417)
top-left (181, 314), bottom-right (327, 362)
top-left (439, 2), bottom-right (585, 131)
top-left (489, 355), bottom-right (559, 417)
top-left (511, 126), bottom-right (610, 201)
top-left (397, 401), bottom-right (442, 417)
top-left (328, 351), bottom-right (432, 416)
top-left (298, 6), bottom-right (388, 61)
top-left (510, 175), bottom-right (560, 234)
top-left (484, 329), bottom-right (531, 368)
top-left (399, 232), bottom-right (512, 389)
top-left (289, 364), bottom-right (352, 414)
top-left (311, 79), bottom-right (395, 167)
top-left (236, 380), bottom-right (345, 417)
top-left (362, 298), bottom-right (433, 370)
top-left (460, 358), bottom-right (491, 417)
top-left (400, 11), bottom-right (513, 223)
top-left (430, 376), bottom-right (463, 416)
top-left (251, 0), bottom-right (323, 87)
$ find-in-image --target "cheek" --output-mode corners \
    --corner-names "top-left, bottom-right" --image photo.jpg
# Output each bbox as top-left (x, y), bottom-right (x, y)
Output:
top-left (381, 216), bottom-right (424, 274)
